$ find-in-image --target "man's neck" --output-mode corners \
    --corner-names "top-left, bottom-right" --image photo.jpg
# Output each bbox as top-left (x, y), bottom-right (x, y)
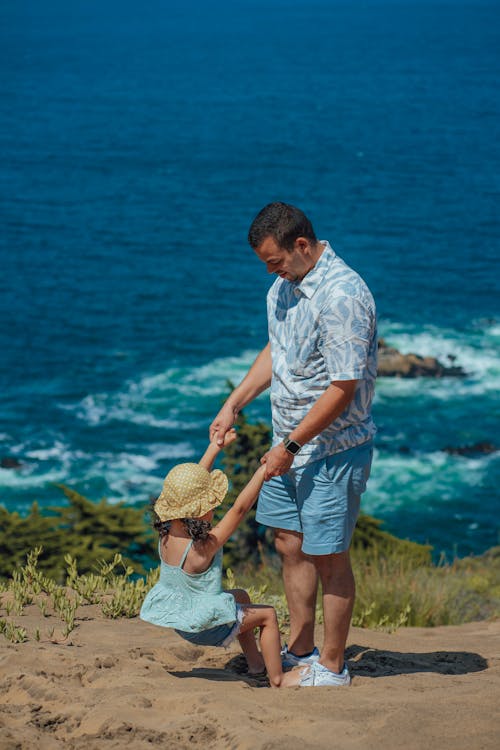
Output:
top-left (298, 241), bottom-right (325, 281)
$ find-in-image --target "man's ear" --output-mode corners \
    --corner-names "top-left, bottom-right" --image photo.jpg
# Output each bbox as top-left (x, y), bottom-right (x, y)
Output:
top-left (294, 237), bottom-right (310, 254)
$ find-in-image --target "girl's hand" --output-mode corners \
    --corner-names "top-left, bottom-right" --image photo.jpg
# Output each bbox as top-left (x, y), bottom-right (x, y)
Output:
top-left (219, 428), bottom-right (237, 447)
top-left (210, 428), bottom-right (238, 450)
top-left (200, 429), bottom-right (238, 471)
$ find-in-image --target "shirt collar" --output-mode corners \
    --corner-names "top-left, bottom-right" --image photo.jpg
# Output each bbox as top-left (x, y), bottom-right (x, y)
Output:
top-left (295, 241), bottom-right (335, 299)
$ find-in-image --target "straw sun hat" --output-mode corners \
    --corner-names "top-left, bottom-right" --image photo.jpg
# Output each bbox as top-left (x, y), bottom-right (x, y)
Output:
top-left (154, 463), bottom-right (229, 522)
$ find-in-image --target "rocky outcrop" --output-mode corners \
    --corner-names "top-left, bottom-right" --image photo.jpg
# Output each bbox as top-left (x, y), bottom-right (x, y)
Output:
top-left (443, 441), bottom-right (497, 457)
top-left (0, 457), bottom-right (23, 469)
top-left (377, 339), bottom-right (466, 378)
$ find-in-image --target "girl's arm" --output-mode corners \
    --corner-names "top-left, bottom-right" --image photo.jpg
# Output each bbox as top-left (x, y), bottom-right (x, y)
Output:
top-left (199, 429), bottom-right (237, 471)
top-left (204, 465), bottom-right (266, 554)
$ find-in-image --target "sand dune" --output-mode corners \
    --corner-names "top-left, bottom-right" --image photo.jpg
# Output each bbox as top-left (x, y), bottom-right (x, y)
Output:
top-left (1, 604), bottom-right (499, 749)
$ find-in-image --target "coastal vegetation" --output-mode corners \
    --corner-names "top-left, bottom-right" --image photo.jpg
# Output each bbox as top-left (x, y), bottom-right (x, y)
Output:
top-left (1, 412), bottom-right (499, 643)
top-left (0, 485), bottom-right (154, 581)
top-left (0, 547), bottom-right (159, 643)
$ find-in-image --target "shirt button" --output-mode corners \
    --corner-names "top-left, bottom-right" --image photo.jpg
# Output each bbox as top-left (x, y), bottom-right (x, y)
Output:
top-left (294, 288), bottom-right (301, 296)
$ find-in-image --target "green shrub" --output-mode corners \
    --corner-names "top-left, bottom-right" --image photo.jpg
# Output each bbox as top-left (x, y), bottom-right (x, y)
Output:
top-left (0, 488), bottom-right (156, 582)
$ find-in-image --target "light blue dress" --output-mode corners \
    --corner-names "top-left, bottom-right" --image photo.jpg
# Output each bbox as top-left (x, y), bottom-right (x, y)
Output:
top-left (140, 540), bottom-right (237, 633)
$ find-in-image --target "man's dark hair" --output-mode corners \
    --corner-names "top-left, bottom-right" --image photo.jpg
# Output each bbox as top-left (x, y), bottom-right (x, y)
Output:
top-left (248, 202), bottom-right (317, 251)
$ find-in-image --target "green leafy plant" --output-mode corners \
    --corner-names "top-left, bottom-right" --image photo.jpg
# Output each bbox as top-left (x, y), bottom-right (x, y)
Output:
top-left (0, 617), bottom-right (28, 643)
top-left (65, 554), bottom-right (105, 604)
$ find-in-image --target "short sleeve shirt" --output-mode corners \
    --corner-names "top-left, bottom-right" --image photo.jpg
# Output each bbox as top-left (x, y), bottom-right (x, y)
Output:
top-left (267, 241), bottom-right (377, 466)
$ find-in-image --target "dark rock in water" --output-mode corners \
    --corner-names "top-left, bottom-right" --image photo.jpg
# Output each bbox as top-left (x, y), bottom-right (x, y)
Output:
top-left (443, 441), bottom-right (497, 457)
top-left (377, 339), bottom-right (466, 378)
top-left (0, 457), bottom-right (23, 469)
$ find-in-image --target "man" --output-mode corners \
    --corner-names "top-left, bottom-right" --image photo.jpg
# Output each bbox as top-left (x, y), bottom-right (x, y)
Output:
top-left (210, 202), bottom-right (377, 686)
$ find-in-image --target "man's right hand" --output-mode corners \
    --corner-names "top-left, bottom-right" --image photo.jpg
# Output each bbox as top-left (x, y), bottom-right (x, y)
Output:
top-left (209, 402), bottom-right (238, 446)
top-left (260, 442), bottom-right (294, 480)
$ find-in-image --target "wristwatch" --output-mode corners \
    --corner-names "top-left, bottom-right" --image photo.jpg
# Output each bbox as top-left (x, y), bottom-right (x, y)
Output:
top-left (283, 437), bottom-right (302, 455)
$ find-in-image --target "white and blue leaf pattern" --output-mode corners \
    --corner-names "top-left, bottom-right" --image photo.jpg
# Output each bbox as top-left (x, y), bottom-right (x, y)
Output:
top-left (267, 241), bottom-right (377, 466)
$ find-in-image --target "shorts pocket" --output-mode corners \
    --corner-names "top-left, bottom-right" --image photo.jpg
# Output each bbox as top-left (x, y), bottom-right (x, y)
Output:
top-left (350, 445), bottom-right (373, 496)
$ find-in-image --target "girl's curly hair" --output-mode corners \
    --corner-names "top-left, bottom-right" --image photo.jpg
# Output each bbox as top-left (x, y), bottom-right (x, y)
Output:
top-left (151, 503), bottom-right (211, 542)
top-left (181, 518), bottom-right (211, 542)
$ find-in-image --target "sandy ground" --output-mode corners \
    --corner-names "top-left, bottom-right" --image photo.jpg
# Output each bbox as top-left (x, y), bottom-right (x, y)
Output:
top-left (0, 604), bottom-right (499, 750)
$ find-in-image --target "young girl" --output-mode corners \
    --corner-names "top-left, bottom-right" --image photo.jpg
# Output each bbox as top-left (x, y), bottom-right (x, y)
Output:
top-left (140, 430), bottom-right (302, 688)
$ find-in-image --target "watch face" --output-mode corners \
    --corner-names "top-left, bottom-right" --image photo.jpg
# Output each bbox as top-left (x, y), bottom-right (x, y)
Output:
top-left (284, 439), bottom-right (301, 455)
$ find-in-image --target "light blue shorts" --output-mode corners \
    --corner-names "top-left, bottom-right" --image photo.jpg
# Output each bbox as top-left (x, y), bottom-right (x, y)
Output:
top-left (174, 604), bottom-right (244, 648)
top-left (256, 440), bottom-right (373, 556)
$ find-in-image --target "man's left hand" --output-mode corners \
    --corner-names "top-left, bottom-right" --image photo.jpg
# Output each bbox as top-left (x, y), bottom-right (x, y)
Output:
top-left (261, 443), bottom-right (294, 480)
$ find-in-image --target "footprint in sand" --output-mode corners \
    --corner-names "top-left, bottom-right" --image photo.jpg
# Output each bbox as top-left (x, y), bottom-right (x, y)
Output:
top-left (128, 647), bottom-right (156, 661)
top-left (94, 656), bottom-right (116, 669)
top-left (169, 644), bottom-right (204, 662)
top-left (17, 674), bottom-right (66, 703)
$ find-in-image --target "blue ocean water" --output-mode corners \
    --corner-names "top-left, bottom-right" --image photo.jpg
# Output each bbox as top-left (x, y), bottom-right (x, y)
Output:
top-left (1, 0), bottom-right (499, 558)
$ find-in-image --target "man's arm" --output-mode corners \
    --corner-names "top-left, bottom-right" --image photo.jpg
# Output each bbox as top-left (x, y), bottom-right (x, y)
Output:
top-left (261, 379), bottom-right (358, 479)
top-left (209, 342), bottom-right (272, 446)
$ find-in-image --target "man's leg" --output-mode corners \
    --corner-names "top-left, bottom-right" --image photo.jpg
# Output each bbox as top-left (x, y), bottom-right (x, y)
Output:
top-left (297, 442), bottom-right (373, 673)
top-left (274, 528), bottom-right (319, 656)
top-left (313, 549), bottom-right (354, 674)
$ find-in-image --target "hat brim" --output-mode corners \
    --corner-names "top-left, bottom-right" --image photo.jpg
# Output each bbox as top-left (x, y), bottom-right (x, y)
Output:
top-left (154, 468), bottom-right (228, 521)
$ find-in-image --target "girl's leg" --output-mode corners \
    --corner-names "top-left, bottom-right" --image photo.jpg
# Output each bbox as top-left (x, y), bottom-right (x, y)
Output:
top-left (238, 604), bottom-right (302, 688)
top-left (226, 588), bottom-right (265, 674)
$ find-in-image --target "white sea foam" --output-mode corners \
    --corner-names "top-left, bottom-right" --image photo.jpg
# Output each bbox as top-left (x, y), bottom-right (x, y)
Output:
top-left (377, 319), bottom-right (500, 400)
top-left (0, 437), bottom-right (90, 496)
top-left (91, 442), bottom-right (195, 475)
top-left (0, 438), bottom-right (197, 506)
top-left (4, 328), bottom-right (498, 524)
top-left (363, 446), bottom-right (498, 517)
top-left (80, 444), bottom-right (196, 503)
top-left (66, 322), bottom-right (499, 432)
top-left (380, 319), bottom-right (499, 374)
top-left (25, 441), bottom-right (74, 461)
top-left (145, 442), bottom-right (197, 462)
top-left (0, 464), bottom-right (68, 489)
top-left (485, 322), bottom-right (500, 338)
top-left (61, 350), bottom-right (261, 428)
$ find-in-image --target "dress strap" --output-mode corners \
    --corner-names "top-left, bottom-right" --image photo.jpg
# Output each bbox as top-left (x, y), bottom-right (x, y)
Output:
top-left (178, 539), bottom-right (194, 569)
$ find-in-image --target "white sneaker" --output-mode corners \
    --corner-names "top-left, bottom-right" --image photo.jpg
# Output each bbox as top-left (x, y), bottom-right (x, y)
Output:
top-left (299, 662), bottom-right (351, 687)
top-left (281, 644), bottom-right (320, 668)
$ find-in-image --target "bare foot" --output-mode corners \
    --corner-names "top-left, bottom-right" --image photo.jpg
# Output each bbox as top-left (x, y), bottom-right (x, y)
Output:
top-left (279, 666), bottom-right (305, 688)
